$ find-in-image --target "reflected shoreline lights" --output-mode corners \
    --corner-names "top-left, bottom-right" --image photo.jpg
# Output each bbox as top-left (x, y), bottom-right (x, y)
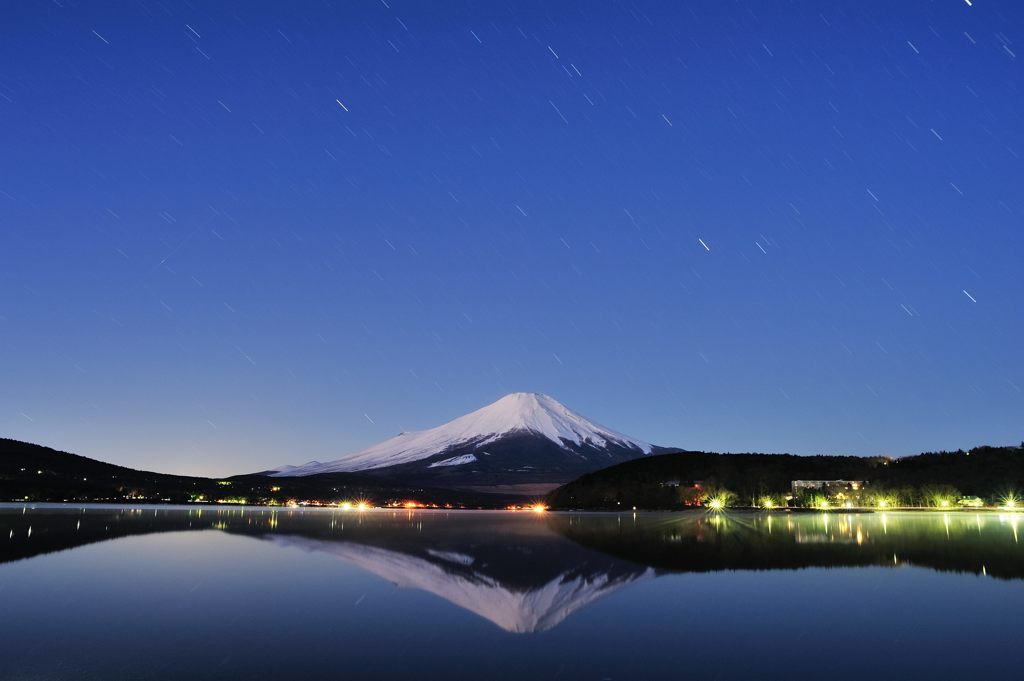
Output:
top-left (3, 506), bottom-right (1024, 636)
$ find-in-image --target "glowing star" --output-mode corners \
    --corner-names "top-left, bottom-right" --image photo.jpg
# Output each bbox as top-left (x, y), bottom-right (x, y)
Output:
top-left (706, 497), bottom-right (726, 511)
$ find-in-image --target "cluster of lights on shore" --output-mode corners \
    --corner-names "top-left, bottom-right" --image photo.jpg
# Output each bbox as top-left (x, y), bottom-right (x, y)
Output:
top-left (278, 499), bottom-right (548, 513)
top-left (699, 492), bottom-right (1023, 512)
top-left (242, 490), bottom-right (1023, 515)
top-left (288, 494), bottom-right (1020, 514)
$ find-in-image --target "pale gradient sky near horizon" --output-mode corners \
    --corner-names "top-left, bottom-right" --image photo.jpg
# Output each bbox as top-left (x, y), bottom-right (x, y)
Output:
top-left (1, 1), bottom-right (1022, 476)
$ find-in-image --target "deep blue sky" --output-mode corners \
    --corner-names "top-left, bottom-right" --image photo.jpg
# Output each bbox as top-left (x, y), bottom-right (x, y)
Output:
top-left (2, 1), bottom-right (1021, 476)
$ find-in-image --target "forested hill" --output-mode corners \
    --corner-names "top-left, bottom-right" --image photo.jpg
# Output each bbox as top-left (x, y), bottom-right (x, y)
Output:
top-left (0, 438), bottom-right (523, 507)
top-left (1, 437), bottom-right (201, 487)
top-left (548, 445), bottom-right (1024, 509)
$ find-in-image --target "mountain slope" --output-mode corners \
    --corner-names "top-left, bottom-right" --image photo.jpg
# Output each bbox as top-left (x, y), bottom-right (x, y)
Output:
top-left (271, 392), bottom-right (663, 486)
top-left (0, 438), bottom-right (523, 506)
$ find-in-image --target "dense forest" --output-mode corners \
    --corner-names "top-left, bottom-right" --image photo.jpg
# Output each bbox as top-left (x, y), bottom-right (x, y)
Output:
top-left (548, 445), bottom-right (1024, 509)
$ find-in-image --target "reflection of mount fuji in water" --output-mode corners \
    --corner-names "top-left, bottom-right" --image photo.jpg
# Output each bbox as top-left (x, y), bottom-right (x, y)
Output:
top-left (247, 512), bottom-right (657, 633)
top-left (268, 530), bottom-right (652, 633)
top-left (4, 507), bottom-right (1024, 634)
top-left (0, 507), bottom-right (653, 634)
top-left (243, 511), bottom-right (658, 633)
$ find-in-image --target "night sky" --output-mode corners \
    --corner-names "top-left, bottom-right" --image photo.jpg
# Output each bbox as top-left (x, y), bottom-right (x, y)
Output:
top-left (2, 1), bottom-right (1021, 476)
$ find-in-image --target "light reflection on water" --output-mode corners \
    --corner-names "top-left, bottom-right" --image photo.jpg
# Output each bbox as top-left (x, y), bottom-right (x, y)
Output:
top-left (1, 505), bottom-right (1023, 680)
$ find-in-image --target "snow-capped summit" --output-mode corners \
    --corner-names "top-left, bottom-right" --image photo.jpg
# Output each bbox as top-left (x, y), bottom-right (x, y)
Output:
top-left (269, 392), bottom-right (662, 484)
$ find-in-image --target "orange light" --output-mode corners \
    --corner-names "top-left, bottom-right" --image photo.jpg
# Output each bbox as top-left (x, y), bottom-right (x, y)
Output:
top-left (532, 504), bottom-right (547, 513)
top-left (404, 501), bottom-right (419, 509)
top-left (356, 500), bottom-right (370, 511)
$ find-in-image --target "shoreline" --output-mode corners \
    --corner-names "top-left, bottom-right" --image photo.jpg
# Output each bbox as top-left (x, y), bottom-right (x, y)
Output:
top-left (3, 501), bottom-right (1021, 515)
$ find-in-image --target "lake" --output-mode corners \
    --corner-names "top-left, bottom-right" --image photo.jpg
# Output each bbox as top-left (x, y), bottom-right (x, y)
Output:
top-left (2, 505), bottom-right (1022, 680)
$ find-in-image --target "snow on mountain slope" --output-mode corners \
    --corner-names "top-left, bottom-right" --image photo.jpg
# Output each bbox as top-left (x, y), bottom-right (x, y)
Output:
top-left (427, 453), bottom-right (478, 468)
top-left (271, 392), bottom-right (651, 476)
top-left (268, 462), bottom-right (320, 475)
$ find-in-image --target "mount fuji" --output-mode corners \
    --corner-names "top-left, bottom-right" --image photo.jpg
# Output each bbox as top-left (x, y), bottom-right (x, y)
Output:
top-left (268, 392), bottom-right (669, 488)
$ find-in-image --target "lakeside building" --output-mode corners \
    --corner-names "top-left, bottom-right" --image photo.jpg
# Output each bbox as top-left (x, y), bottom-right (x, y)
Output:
top-left (791, 480), bottom-right (866, 495)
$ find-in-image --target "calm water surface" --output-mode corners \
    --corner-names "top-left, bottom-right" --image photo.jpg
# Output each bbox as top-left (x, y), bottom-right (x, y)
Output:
top-left (2, 505), bottom-right (1023, 680)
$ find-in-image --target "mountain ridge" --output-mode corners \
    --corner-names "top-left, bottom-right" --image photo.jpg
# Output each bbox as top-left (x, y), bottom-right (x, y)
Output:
top-left (270, 392), bottom-right (660, 485)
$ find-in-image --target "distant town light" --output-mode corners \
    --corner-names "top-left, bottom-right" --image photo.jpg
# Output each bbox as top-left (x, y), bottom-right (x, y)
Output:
top-left (707, 497), bottom-right (726, 511)
top-left (532, 504), bottom-right (547, 513)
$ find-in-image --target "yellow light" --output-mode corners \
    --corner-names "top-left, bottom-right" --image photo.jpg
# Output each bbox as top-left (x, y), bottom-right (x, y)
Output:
top-left (340, 502), bottom-right (352, 510)
top-left (760, 497), bottom-right (775, 510)
top-left (404, 501), bottom-right (419, 509)
top-left (1002, 494), bottom-right (1019, 510)
top-left (532, 504), bottom-right (547, 513)
top-left (818, 500), bottom-right (830, 510)
top-left (877, 499), bottom-right (889, 509)
top-left (707, 497), bottom-right (725, 511)
top-left (939, 499), bottom-right (951, 508)
top-left (356, 501), bottom-right (370, 511)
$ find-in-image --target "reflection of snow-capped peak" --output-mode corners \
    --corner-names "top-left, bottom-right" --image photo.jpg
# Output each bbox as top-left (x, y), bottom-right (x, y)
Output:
top-left (268, 534), bottom-right (653, 633)
top-left (425, 548), bottom-right (475, 565)
top-left (271, 392), bottom-right (651, 476)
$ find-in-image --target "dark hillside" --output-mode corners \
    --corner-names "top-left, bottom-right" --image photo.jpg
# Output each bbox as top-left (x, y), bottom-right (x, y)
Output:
top-left (549, 445), bottom-right (1024, 509)
top-left (0, 438), bottom-right (523, 507)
